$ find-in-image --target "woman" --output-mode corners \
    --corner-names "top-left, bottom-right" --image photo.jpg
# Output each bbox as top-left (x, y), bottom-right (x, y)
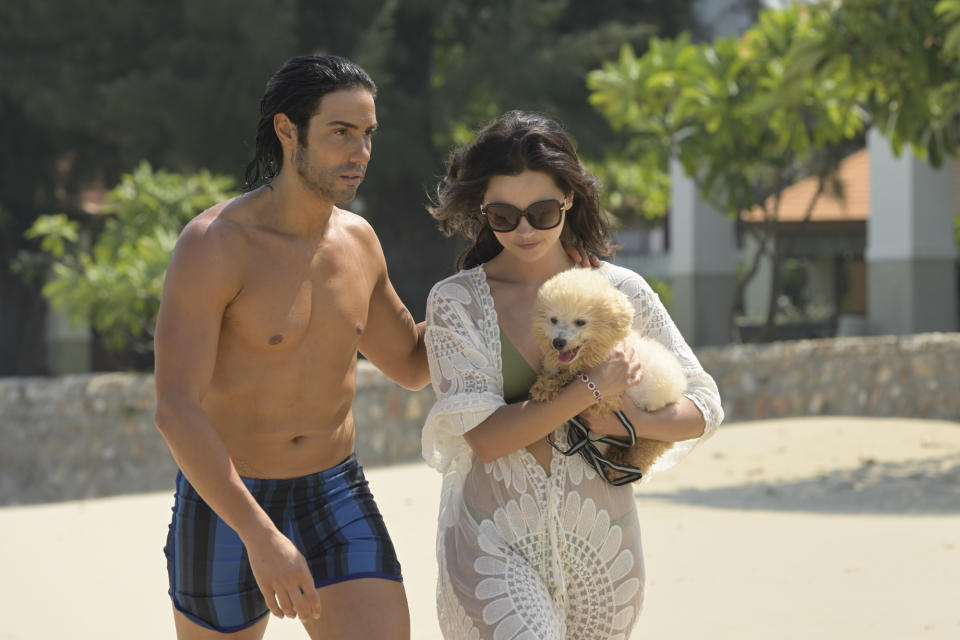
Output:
top-left (422, 111), bottom-right (723, 639)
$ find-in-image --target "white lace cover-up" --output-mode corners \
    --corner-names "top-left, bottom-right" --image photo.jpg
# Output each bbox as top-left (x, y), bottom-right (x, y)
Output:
top-left (422, 262), bottom-right (724, 640)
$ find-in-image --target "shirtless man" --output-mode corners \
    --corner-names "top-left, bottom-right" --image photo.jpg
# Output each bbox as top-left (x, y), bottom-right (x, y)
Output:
top-left (153, 55), bottom-right (427, 639)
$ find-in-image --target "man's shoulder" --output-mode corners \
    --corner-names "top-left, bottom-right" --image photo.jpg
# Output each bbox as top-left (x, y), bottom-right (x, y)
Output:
top-left (333, 207), bottom-right (378, 242)
top-left (329, 209), bottom-right (392, 275)
top-left (180, 196), bottom-right (249, 246)
top-left (168, 197), bottom-right (253, 276)
top-left (160, 198), bottom-right (248, 306)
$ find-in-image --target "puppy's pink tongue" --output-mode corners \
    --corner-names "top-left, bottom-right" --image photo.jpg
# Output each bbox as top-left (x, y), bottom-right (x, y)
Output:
top-left (558, 350), bottom-right (576, 363)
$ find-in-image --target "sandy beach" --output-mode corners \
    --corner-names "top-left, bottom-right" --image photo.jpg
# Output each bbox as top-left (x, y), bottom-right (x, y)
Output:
top-left (2, 416), bottom-right (958, 639)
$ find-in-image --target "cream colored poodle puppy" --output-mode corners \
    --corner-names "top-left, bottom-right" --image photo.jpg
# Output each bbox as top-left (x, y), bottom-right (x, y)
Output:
top-left (529, 268), bottom-right (685, 481)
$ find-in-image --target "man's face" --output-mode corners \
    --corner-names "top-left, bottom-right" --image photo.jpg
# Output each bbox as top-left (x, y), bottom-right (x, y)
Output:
top-left (293, 88), bottom-right (377, 204)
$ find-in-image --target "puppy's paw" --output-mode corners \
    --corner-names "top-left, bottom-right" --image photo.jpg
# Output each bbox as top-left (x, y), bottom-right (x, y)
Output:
top-left (530, 376), bottom-right (560, 403)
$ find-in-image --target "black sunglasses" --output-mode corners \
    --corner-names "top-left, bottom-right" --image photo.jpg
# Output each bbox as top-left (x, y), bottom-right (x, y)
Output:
top-left (480, 198), bottom-right (566, 232)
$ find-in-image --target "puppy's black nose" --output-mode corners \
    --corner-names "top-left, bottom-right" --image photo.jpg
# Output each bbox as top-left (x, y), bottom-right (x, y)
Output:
top-left (552, 338), bottom-right (566, 350)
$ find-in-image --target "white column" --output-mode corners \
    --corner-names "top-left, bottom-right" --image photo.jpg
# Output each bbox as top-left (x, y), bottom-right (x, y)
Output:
top-left (44, 308), bottom-right (92, 374)
top-left (866, 128), bottom-right (958, 335)
top-left (668, 159), bottom-right (738, 346)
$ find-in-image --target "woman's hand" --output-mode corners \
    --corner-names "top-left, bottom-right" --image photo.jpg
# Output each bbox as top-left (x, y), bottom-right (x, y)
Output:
top-left (563, 243), bottom-right (602, 268)
top-left (583, 341), bottom-right (643, 399)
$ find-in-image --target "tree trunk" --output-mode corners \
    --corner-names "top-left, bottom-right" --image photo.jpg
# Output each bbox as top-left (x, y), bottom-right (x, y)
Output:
top-left (729, 225), bottom-right (769, 342)
top-left (762, 236), bottom-right (782, 341)
top-left (761, 174), bottom-right (829, 342)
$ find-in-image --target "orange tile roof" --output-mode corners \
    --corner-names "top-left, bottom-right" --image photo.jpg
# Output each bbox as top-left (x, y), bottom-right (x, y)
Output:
top-left (743, 148), bottom-right (960, 222)
top-left (742, 149), bottom-right (870, 222)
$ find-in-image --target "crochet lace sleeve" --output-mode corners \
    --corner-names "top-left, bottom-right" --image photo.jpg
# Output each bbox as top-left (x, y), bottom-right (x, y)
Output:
top-left (421, 274), bottom-right (505, 473)
top-left (605, 264), bottom-right (724, 474)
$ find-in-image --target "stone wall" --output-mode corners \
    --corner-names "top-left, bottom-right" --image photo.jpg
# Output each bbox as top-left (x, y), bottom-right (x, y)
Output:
top-left (697, 332), bottom-right (960, 422)
top-left (0, 369), bottom-right (435, 507)
top-left (2, 332), bottom-right (958, 506)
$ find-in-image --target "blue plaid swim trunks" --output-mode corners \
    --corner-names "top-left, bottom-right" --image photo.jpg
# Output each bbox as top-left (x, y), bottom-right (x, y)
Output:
top-left (164, 453), bottom-right (402, 632)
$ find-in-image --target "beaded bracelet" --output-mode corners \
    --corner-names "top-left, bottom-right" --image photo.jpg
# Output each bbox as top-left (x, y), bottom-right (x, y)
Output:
top-left (578, 373), bottom-right (602, 403)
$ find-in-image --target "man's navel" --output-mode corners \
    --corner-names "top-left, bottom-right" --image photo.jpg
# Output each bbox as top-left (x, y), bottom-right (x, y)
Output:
top-left (268, 334), bottom-right (284, 345)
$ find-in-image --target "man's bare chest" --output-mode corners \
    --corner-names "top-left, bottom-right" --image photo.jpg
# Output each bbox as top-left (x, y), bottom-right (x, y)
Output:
top-left (221, 253), bottom-right (373, 353)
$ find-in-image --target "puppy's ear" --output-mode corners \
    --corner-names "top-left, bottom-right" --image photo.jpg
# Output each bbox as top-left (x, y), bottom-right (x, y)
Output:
top-left (590, 290), bottom-right (632, 337)
top-left (610, 291), bottom-right (634, 332)
top-left (531, 301), bottom-right (555, 353)
top-left (615, 306), bottom-right (634, 333)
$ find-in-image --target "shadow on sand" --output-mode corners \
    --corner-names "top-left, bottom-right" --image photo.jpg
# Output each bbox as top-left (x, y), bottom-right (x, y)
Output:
top-left (641, 453), bottom-right (960, 515)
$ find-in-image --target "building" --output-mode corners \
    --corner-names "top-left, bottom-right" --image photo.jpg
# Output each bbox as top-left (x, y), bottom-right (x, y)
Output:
top-left (614, 130), bottom-right (959, 347)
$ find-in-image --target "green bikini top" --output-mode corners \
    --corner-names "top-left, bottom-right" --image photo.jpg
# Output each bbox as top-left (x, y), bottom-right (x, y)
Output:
top-left (500, 328), bottom-right (538, 404)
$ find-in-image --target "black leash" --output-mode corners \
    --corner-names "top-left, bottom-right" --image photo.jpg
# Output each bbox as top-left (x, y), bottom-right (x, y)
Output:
top-left (547, 411), bottom-right (645, 486)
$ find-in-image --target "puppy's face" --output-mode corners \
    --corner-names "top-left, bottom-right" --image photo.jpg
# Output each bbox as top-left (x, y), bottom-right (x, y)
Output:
top-left (531, 270), bottom-right (633, 372)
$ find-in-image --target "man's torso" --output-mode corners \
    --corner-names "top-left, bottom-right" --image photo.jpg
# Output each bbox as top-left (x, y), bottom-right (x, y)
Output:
top-left (199, 196), bottom-right (380, 477)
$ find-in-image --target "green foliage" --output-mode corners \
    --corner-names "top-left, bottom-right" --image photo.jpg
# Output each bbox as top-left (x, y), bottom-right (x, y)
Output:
top-left (0, 203), bottom-right (12, 233)
top-left (22, 163), bottom-right (237, 352)
top-left (588, 4), bottom-right (871, 339)
top-left (339, 0), bottom-right (701, 314)
top-left (783, 0), bottom-right (960, 166)
top-left (0, 1), bottom-right (299, 373)
top-left (940, 0), bottom-right (960, 59)
top-left (646, 277), bottom-right (672, 310)
top-left (0, 0), bottom-right (297, 177)
top-left (776, 0), bottom-right (960, 312)
top-left (356, 0), bottom-right (697, 195)
top-left (24, 214), bottom-right (79, 258)
top-left (0, 0), bottom-right (704, 373)
top-left (349, 0), bottom-right (698, 231)
top-left (586, 149), bottom-right (671, 223)
top-left (588, 5), bottom-right (866, 220)
top-left (424, 1), bottom-right (666, 158)
top-left (955, 214), bottom-right (960, 260)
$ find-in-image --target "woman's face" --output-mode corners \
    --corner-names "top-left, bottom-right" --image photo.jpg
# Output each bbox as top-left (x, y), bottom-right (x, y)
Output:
top-left (483, 170), bottom-right (571, 264)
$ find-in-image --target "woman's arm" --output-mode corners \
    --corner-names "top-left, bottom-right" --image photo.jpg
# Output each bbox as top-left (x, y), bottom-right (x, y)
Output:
top-left (579, 264), bottom-right (723, 448)
top-left (464, 346), bottom-right (642, 463)
top-left (582, 394), bottom-right (706, 442)
top-left (616, 265), bottom-right (724, 436)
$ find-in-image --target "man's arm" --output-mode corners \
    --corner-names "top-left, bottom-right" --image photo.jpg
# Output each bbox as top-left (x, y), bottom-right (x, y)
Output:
top-left (356, 224), bottom-right (429, 390)
top-left (153, 217), bottom-right (321, 621)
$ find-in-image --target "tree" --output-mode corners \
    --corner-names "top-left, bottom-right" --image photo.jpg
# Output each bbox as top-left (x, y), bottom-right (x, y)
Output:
top-left (780, 0), bottom-right (960, 288)
top-left (3, 0), bottom-right (701, 372)
top-left (0, 0), bottom-right (296, 373)
top-left (782, 0), bottom-right (960, 166)
top-left (17, 163), bottom-right (237, 353)
top-left (345, 0), bottom-right (703, 318)
top-left (588, 4), bottom-right (867, 340)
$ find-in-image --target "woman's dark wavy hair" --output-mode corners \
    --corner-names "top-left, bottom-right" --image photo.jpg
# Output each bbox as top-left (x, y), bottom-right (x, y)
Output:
top-left (243, 55), bottom-right (376, 191)
top-left (429, 110), bottom-right (613, 270)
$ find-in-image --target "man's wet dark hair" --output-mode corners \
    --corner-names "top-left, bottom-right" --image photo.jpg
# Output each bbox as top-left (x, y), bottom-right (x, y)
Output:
top-left (243, 55), bottom-right (376, 190)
